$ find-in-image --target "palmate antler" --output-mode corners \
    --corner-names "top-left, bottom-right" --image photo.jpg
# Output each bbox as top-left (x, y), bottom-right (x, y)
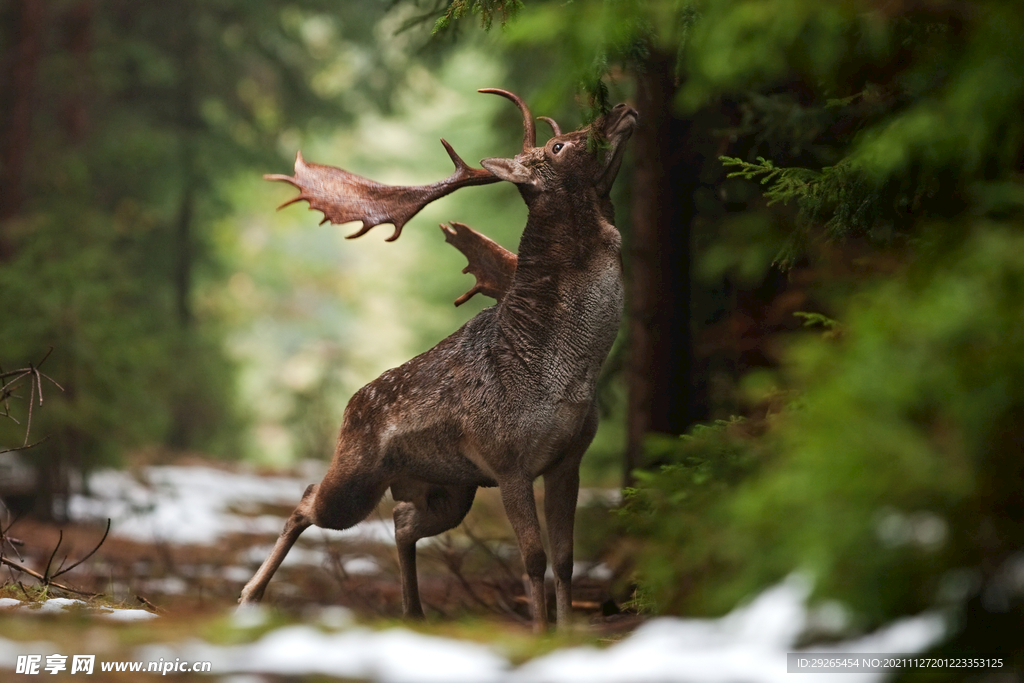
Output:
top-left (441, 222), bottom-right (517, 306)
top-left (265, 88), bottom-right (548, 306)
top-left (265, 139), bottom-right (496, 243)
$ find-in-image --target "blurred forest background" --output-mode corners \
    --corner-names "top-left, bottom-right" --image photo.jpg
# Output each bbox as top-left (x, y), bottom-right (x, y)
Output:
top-left (2, 0), bottom-right (1022, 667)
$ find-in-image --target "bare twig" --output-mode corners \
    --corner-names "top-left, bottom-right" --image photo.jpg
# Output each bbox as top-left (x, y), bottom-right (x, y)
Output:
top-left (0, 434), bottom-right (52, 455)
top-left (0, 348), bottom-right (64, 448)
top-left (0, 518), bottom-right (111, 598)
top-left (50, 519), bottom-right (111, 581)
top-left (24, 371), bottom-right (36, 447)
top-left (44, 530), bottom-right (64, 581)
top-left (0, 511), bottom-right (26, 565)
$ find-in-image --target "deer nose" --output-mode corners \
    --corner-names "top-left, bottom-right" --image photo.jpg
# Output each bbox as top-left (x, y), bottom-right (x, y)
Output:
top-left (611, 103), bottom-right (639, 126)
top-left (613, 102), bottom-right (638, 118)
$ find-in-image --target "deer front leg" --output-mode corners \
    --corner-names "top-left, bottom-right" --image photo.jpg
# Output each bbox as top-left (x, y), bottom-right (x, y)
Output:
top-left (239, 484), bottom-right (317, 606)
top-left (544, 460), bottom-right (582, 629)
top-left (393, 483), bottom-right (476, 618)
top-left (544, 407), bottom-right (597, 628)
top-left (498, 477), bottom-right (548, 632)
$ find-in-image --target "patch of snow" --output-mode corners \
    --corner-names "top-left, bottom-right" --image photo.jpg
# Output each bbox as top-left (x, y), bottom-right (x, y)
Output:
top-left (244, 544), bottom-right (324, 568)
top-left (316, 519), bottom-right (397, 545)
top-left (138, 626), bottom-right (509, 683)
top-left (139, 576), bottom-right (189, 595)
top-left (99, 608), bottom-right (159, 622)
top-left (34, 598), bottom-right (86, 614)
top-left (231, 604), bottom-right (270, 629)
top-left (222, 565), bottom-right (258, 583)
top-left (69, 464), bottom-right (395, 547)
top-left (0, 598), bottom-right (158, 622)
top-left (546, 561), bottom-right (614, 582)
top-left (577, 488), bottom-right (622, 506)
top-left (341, 555), bottom-right (381, 576)
top-left (120, 578), bottom-right (944, 683)
top-left (318, 605), bottom-right (356, 629)
top-left (0, 637), bottom-right (60, 667)
top-left (0, 579), bottom-right (946, 683)
top-left (512, 578), bottom-right (942, 683)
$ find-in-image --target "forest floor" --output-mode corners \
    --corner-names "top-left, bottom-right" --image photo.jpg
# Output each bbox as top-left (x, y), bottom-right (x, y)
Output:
top-left (0, 458), bottom-right (942, 682)
top-left (0, 457), bottom-right (646, 680)
top-left (1, 456), bottom-right (637, 625)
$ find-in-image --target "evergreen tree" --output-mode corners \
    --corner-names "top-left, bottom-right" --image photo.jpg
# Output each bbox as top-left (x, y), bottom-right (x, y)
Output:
top-left (0, 0), bottom-right (360, 517)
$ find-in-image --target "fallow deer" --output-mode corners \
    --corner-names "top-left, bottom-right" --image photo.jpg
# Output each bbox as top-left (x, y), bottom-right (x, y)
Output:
top-left (239, 89), bottom-right (637, 631)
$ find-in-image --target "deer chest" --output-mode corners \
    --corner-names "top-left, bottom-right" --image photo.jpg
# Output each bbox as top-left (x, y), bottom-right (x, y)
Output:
top-left (538, 253), bottom-right (624, 402)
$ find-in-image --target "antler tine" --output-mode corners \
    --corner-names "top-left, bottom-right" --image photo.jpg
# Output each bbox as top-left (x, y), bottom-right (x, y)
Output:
top-left (479, 88), bottom-right (536, 152)
top-left (538, 116), bottom-right (562, 137)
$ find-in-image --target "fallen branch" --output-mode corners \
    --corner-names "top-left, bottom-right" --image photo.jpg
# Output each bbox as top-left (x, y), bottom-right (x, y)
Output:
top-left (0, 555), bottom-right (100, 597)
top-left (0, 519), bottom-right (111, 598)
top-left (136, 595), bottom-right (160, 613)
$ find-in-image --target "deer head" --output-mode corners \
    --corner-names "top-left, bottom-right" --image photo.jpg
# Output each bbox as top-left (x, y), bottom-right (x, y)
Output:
top-left (478, 90), bottom-right (637, 203)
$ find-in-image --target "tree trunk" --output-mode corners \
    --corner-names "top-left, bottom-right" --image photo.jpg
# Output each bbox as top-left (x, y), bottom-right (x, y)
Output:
top-left (61, 1), bottom-right (94, 144)
top-left (624, 54), bottom-right (694, 485)
top-left (625, 54), bottom-right (738, 486)
top-left (0, 0), bottom-right (44, 259)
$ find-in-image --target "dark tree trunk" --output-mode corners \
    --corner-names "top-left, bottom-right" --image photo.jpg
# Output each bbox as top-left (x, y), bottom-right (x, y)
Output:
top-left (624, 54), bottom-right (737, 486)
top-left (0, 0), bottom-right (44, 259)
top-left (61, 1), bottom-right (94, 144)
top-left (624, 54), bottom-right (694, 485)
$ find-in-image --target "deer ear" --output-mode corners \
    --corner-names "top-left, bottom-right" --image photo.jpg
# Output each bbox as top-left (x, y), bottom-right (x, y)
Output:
top-left (481, 157), bottom-right (534, 185)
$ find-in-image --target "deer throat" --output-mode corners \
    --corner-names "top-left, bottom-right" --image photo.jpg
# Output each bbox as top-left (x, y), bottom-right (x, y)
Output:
top-left (495, 239), bottom-right (623, 403)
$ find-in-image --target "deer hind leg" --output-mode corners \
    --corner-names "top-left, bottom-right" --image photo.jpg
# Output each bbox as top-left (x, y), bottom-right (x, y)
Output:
top-left (393, 483), bottom-right (476, 618)
top-left (239, 483), bottom-right (317, 606)
top-left (239, 465), bottom-right (386, 607)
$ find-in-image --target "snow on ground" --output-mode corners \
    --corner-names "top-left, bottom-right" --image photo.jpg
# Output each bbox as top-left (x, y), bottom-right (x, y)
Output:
top-left (0, 579), bottom-right (945, 682)
top-left (68, 464), bottom-right (394, 547)
top-left (0, 597), bottom-right (157, 621)
top-left (34, 464), bottom-right (947, 681)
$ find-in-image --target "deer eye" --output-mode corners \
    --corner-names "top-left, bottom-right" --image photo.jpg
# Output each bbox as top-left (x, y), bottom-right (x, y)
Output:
top-left (552, 143), bottom-right (564, 154)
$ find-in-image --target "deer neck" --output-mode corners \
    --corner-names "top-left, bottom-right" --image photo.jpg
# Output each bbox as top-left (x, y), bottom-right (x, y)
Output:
top-left (493, 191), bottom-right (623, 396)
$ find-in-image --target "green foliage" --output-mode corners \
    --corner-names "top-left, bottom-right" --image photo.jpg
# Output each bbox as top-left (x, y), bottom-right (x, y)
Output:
top-left (0, 2), bottom-right (359, 475)
top-left (0, 209), bottom-right (238, 466)
top-left (434, 0), bottom-right (524, 33)
top-left (486, 0), bottom-right (1024, 655)
top-left (720, 156), bottom-right (822, 205)
top-left (618, 417), bottom-right (777, 615)
top-left (622, 226), bottom-right (1024, 635)
top-left (744, 226), bottom-right (1024, 629)
top-left (714, 2), bottom-right (1024, 268)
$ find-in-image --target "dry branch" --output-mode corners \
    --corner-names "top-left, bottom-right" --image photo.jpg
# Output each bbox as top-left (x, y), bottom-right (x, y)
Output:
top-left (0, 519), bottom-right (111, 598)
top-left (0, 347), bottom-right (64, 451)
